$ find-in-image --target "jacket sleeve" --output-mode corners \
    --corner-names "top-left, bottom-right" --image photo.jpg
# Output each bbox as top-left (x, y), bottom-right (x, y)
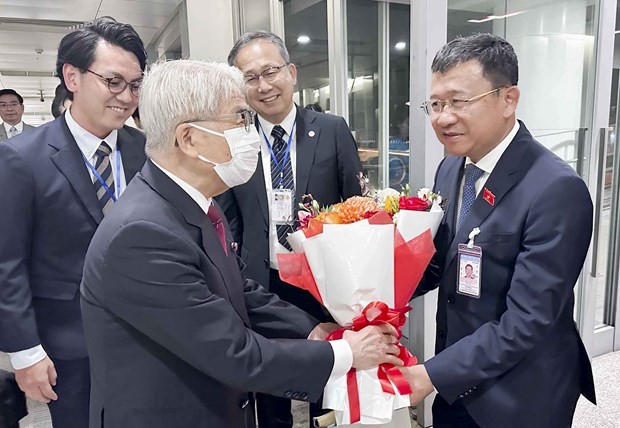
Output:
top-left (0, 143), bottom-right (40, 352)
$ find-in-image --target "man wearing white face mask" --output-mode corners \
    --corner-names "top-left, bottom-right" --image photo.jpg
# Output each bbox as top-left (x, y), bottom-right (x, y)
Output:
top-left (80, 60), bottom-right (404, 428)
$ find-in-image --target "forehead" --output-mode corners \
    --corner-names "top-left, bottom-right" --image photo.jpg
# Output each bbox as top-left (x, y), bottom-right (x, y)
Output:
top-left (0, 94), bottom-right (20, 103)
top-left (90, 41), bottom-right (143, 79)
top-left (218, 92), bottom-right (247, 114)
top-left (236, 40), bottom-right (285, 73)
top-left (430, 60), bottom-right (489, 97)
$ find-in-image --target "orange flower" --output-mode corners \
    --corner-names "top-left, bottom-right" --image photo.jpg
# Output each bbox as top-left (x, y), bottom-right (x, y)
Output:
top-left (336, 196), bottom-right (379, 224)
top-left (316, 211), bottom-right (344, 224)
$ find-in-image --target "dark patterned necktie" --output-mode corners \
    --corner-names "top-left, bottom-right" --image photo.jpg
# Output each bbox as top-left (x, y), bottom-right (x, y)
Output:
top-left (8, 126), bottom-right (18, 138)
top-left (458, 164), bottom-right (485, 230)
top-left (93, 141), bottom-right (115, 214)
top-left (207, 203), bottom-right (227, 255)
top-left (270, 125), bottom-right (294, 250)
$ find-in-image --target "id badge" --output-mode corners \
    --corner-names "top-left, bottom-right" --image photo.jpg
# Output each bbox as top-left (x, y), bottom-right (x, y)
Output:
top-left (270, 188), bottom-right (294, 225)
top-left (457, 243), bottom-right (482, 298)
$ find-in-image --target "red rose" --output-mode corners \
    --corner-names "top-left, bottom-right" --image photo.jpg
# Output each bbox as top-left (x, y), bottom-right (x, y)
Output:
top-left (399, 196), bottom-right (431, 211)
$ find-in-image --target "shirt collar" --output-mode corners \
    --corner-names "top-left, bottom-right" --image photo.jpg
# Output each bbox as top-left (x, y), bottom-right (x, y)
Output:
top-left (64, 107), bottom-right (118, 160)
top-left (465, 120), bottom-right (520, 174)
top-left (257, 105), bottom-right (297, 141)
top-left (3, 121), bottom-right (23, 133)
top-left (150, 160), bottom-right (212, 216)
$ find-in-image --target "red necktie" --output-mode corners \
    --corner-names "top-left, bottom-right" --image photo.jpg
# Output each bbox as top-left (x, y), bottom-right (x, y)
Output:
top-left (207, 203), bottom-right (227, 255)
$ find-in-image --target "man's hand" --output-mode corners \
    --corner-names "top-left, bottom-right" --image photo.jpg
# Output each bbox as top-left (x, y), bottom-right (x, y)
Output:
top-left (308, 322), bottom-right (340, 341)
top-left (14, 356), bottom-right (58, 403)
top-left (400, 364), bottom-right (434, 405)
top-left (343, 324), bottom-right (402, 370)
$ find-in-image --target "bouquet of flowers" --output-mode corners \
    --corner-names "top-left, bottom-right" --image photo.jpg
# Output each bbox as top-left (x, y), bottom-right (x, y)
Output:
top-left (278, 189), bottom-right (442, 426)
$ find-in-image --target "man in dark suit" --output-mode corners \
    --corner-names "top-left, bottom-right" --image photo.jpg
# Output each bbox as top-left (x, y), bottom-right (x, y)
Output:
top-left (0, 89), bottom-right (35, 141)
top-left (80, 59), bottom-right (402, 428)
top-left (402, 34), bottom-right (596, 427)
top-left (0, 17), bottom-right (147, 428)
top-left (217, 31), bottom-right (364, 427)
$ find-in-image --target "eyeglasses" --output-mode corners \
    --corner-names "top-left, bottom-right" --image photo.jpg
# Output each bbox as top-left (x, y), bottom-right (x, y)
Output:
top-left (243, 64), bottom-right (288, 87)
top-left (0, 102), bottom-right (21, 109)
top-left (191, 110), bottom-right (256, 132)
top-left (420, 87), bottom-right (505, 116)
top-left (85, 69), bottom-right (143, 97)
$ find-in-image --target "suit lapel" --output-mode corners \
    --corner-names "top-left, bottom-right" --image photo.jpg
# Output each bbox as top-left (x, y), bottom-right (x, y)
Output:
top-left (444, 125), bottom-right (531, 269)
top-left (251, 155), bottom-right (270, 224)
top-left (142, 161), bottom-right (251, 326)
top-left (117, 127), bottom-right (143, 182)
top-left (0, 124), bottom-right (7, 141)
top-left (295, 107), bottom-right (320, 203)
top-left (49, 118), bottom-right (103, 224)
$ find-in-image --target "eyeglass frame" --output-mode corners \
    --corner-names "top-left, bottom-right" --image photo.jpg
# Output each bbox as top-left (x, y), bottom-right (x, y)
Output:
top-left (0, 102), bottom-right (22, 109)
top-left (84, 69), bottom-right (143, 97)
top-left (420, 87), bottom-right (506, 116)
top-left (185, 110), bottom-right (256, 132)
top-left (243, 64), bottom-right (289, 87)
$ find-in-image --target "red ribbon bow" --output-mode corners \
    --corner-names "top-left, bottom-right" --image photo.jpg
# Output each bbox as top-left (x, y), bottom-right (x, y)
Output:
top-left (326, 301), bottom-right (417, 424)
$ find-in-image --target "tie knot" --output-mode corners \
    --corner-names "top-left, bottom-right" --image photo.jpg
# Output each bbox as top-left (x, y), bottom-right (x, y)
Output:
top-left (271, 125), bottom-right (286, 142)
top-left (464, 164), bottom-right (485, 184)
top-left (96, 141), bottom-right (112, 157)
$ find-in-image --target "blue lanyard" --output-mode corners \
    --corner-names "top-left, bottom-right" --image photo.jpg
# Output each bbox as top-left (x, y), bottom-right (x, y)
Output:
top-left (82, 147), bottom-right (122, 202)
top-left (259, 121), bottom-right (295, 188)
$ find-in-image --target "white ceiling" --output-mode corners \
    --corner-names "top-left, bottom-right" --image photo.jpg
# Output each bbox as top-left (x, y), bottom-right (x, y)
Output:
top-left (0, 0), bottom-right (183, 125)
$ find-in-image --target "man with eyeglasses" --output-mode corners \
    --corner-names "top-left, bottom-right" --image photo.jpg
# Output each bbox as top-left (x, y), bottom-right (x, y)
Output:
top-left (217, 31), bottom-right (365, 428)
top-left (80, 59), bottom-right (402, 428)
top-left (0, 17), bottom-right (147, 428)
top-left (0, 89), bottom-right (35, 141)
top-left (401, 33), bottom-right (596, 427)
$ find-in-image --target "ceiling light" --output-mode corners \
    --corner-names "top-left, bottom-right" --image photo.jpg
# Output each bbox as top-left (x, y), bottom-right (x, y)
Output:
top-left (468, 10), bottom-right (526, 24)
top-left (297, 35), bottom-right (311, 44)
top-left (395, 41), bottom-right (407, 50)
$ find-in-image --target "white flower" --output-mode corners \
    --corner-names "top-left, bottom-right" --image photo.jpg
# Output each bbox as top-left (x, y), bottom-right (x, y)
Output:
top-left (376, 188), bottom-right (400, 208)
top-left (417, 187), bottom-right (432, 199)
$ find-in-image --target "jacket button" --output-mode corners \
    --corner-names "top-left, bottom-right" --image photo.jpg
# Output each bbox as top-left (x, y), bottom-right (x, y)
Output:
top-left (264, 258), bottom-right (270, 268)
top-left (300, 392), bottom-right (308, 400)
top-left (239, 399), bottom-right (249, 409)
top-left (264, 227), bottom-right (269, 237)
top-left (437, 330), bottom-right (445, 339)
top-left (284, 390), bottom-right (293, 398)
top-left (292, 392), bottom-right (300, 399)
top-left (447, 295), bottom-right (455, 304)
top-left (230, 242), bottom-right (238, 252)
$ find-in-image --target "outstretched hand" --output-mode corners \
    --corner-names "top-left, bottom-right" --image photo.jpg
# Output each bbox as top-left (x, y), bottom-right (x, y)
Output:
top-left (399, 364), bottom-right (434, 405)
top-left (343, 324), bottom-right (403, 370)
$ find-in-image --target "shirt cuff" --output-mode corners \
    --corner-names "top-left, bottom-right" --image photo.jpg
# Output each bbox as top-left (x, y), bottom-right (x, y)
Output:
top-left (327, 339), bottom-right (353, 383)
top-left (7, 345), bottom-right (47, 370)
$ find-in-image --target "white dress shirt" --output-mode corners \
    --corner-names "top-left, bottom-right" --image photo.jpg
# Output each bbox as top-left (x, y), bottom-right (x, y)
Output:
top-left (456, 120), bottom-right (520, 225)
top-left (152, 160), bottom-right (352, 382)
top-left (3, 121), bottom-right (23, 138)
top-left (7, 109), bottom-right (129, 370)
top-left (258, 105), bottom-right (298, 270)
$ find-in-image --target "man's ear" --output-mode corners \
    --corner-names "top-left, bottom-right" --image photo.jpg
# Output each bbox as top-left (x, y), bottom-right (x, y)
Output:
top-left (174, 124), bottom-right (199, 157)
top-left (63, 64), bottom-right (80, 94)
top-left (503, 85), bottom-right (520, 118)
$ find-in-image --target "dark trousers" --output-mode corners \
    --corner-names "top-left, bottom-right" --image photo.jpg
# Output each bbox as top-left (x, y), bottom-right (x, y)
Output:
top-left (255, 270), bottom-right (331, 428)
top-left (47, 357), bottom-right (90, 428)
top-left (432, 395), bottom-right (481, 428)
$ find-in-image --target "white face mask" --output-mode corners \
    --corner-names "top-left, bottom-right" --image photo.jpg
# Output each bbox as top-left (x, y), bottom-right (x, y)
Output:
top-left (188, 123), bottom-right (260, 188)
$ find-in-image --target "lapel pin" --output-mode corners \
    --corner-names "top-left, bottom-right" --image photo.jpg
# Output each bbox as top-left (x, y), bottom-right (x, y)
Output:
top-left (483, 188), bottom-right (495, 206)
top-left (230, 242), bottom-right (238, 252)
top-left (308, 130), bottom-right (316, 137)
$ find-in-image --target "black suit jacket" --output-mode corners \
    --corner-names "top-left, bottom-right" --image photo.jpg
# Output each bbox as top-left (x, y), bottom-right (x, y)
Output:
top-left (417, 122), bottom-right (596, 427)
top-left (0, 115), bottom-right (145, 360)
top-left (217, 107), bottom-right (363, 288)
top-left (80, 160), bottom-right (334, 428)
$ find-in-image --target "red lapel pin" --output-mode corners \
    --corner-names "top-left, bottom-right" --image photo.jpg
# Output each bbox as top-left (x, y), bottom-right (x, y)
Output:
top-left (483, 188), bottom-right (495, 206)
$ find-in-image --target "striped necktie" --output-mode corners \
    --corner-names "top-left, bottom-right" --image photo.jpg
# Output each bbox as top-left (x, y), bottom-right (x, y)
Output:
top-left (93, 141), bottom-right (115, 214)
top-left (8, 126), bottom-right (18, 138)
top-left (270, 125), bottom-right (294, 251)
top-left (458, 164), bottom-right (485, 230)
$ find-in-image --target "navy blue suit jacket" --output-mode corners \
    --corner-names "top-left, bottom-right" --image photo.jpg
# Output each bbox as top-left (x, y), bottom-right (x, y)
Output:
top-left (80, 160), bottom-right (333, 428)
top-left (217, 107), bottom-right (363, 288)
top-left (417, 122), bottom-right (596, 427)
top-left (0, 115), bottom-right (145, 360)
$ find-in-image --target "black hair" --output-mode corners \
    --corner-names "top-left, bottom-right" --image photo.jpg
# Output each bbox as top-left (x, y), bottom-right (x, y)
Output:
top-left (305, 103), bottom-right (324, 113)
top-left (228, 31), bottom-right (289, 67)
top-left (56, 16), bottom-right (147, 101)
top-left (431, 33), bottom-right (518, 88)
top-left (0, 89), bottom-right (23, 104)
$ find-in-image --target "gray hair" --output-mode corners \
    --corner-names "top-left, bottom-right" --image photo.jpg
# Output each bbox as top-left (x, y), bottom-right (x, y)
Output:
top-left (139, 60), bottom-right (245, 157)
top-left (228, 31), bottom-right (290, 67)
top-left (431, 33), bottom-right (518, 88)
